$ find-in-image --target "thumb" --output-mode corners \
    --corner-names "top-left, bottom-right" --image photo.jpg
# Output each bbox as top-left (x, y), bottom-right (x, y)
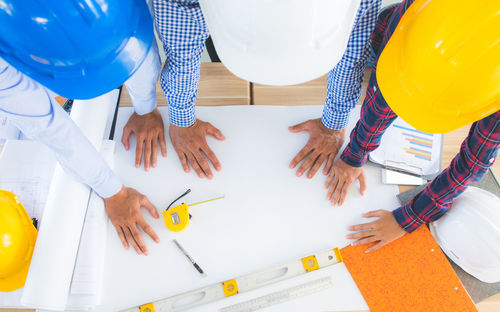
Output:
top-left (288, 120), bottom-right (309, 133)
top-left (206, 124), bottom-right (226, 141)
top-left (141, 196), bottom-right (160, 218)
top-left (121, 127), bottom-right (132, 150)
top-left (362, 209), bottom-right (385, 218)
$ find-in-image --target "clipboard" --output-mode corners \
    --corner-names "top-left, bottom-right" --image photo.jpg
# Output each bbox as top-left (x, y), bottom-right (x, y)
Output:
top-left (368, 118), bottom-right (444, 180)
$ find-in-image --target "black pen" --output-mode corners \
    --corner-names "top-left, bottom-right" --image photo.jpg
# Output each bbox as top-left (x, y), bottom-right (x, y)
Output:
top-left (173, 239), bottom-right (206, 277)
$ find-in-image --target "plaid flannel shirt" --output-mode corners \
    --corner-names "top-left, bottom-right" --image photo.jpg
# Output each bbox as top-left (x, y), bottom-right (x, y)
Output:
top-left (340, 0), bottom-right (500, 232)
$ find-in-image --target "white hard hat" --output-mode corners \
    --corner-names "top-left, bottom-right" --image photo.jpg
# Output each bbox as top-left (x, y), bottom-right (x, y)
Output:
top-left (429, 187), bottom-right (500, 283)
top-left (199, 0), bottom-right (361, 86)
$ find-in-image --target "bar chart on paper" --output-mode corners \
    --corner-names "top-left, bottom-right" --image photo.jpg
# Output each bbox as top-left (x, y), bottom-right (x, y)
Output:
top-left (369, 118), bottom-right (443, 177)
top-left (395, 124), bottom-right (434, 161)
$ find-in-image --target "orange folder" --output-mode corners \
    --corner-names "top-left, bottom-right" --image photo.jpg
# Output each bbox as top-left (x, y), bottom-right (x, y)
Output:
top-left (341, 226), bottom-right (477, 312)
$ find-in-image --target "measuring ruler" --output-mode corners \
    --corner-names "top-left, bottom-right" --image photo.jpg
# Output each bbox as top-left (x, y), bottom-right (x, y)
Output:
top-left (121, 247), bottom-right (343, 312)
top-left (220, 276), bottom-right (334, 312)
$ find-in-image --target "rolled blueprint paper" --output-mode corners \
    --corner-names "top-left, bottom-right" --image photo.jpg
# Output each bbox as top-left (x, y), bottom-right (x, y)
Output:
top-left (21, 90), bottom-right (118, 310)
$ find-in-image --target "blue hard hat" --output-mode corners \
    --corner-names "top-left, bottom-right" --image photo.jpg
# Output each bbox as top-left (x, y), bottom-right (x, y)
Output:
top-left (0, 0), bottom-right (154, 99)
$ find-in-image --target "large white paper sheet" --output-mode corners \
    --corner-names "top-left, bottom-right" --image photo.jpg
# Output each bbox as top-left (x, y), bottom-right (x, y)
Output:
top-left (92, 105), bottom-right (400, 312)
top-left (66, 140), bottom-right (115, 310)
top-left (22, 91), bottom-right (117, 310)
top-left (0, 140), bottom-right (56, 224)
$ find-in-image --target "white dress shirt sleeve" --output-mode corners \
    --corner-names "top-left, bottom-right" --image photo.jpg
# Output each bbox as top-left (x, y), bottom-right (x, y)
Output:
top-left (0, 58), bottom-right (122, 198)
top-left (124, 39), bottom-right (161, 115)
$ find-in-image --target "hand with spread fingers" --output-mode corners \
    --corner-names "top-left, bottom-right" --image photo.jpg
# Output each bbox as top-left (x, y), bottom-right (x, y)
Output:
top-left (104, 186), bottom-right (160, 255)
top-left (325, 159), bottom-right (366, 206)
top-left (121, 108), bottom-right (167, 171)
top-left (347, 210), bottom-right (406, 253)
top-left (169, 119), bottom-right (225, 179)
top-left (289, 119), bottom-right (346, 179)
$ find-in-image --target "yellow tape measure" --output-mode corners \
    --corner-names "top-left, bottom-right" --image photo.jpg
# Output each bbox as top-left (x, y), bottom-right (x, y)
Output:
top-left (162, 189), bottom-right (224, 232)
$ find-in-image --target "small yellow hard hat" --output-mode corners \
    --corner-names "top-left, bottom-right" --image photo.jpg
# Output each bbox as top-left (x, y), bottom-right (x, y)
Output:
top-left (0, 190), bottom-right (37, 292)
top-left (377, 0), bottom-right (500, 133)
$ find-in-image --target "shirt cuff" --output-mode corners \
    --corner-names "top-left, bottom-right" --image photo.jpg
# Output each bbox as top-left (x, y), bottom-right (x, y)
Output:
top-left (321, 105), bottom-right (350, 130)
top-left (132, 96), bottom-right (157, 116)
top-left (340, 140), bottom-right (369, 167)
top-left (92, 173), bottom-right (123, 199)
top-left (392, 204), bottom-right (425, 233)
top-left (168, 104), bottom-right (196, 127)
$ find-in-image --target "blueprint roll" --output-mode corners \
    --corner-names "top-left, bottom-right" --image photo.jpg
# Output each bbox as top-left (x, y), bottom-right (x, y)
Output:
top-left (21, 90), bottom-right (118, 310)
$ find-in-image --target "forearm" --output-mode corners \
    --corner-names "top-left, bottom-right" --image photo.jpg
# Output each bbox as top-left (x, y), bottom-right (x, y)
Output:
top-left (153, 0), bottom-right (209, 127)
top-left (0, 61), bottom-right (122, 198)
top-left (322, 0), bottom-right (381, 130)
top-left (8, 103), bottom-right (122, 198)
top-left (124, 40), bottom-right (161, 115)
top-left (340, 71), bottom-right (397, 167)
top-left (393, 111), bottom-right (500, 232)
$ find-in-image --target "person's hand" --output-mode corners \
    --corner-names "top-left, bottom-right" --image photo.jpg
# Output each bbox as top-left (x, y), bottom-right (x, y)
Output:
top-left (346, 210), bottom-right (406, 253)
top-left (169, 119), bottom-right (225, 179)
top-left (289, 119), bottom-right (345, 178)
top-left (122, 108), bottom-right (167, 171)
top-left (325, 159), bottom-right (366, 206)
top-left (104, 186), bottom-right (160, 255)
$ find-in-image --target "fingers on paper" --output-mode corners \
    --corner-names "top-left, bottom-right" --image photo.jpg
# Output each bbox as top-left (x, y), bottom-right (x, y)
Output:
top-left (151, 138), bottom-right (158, 168)
top-left (193, 151), bottom-right (213, 179)
top-left (201, 143), bottom-right (221, 172)
top-left (114, 225), bottom-right (129, 250)
top-left (290, 145), bottom-right (312, 171)
top-left (143, 137), bottom-right (152, 171)
top-left (186, 152), bottom-right (204, 178)
top-left (297, 151), bottom-right (319, 178)
top-left (323, 154), bottom-right (335, 175)
top-left (135, 136), bottom-right (144, 169)
top-left (159, 131), bottom-right (167, 157)
top-left (121, 127), bottom-right (132, 150)
top-left (127, 225), bottom-right (146, 255)
top-left (362, 210), bottom-right (385, 218)
top-left (348, 221), bottom-right (378, 232)
top-left (138, 217), bottom-right (159, 244)
top-left (307, 154), bottom-right (326, 179)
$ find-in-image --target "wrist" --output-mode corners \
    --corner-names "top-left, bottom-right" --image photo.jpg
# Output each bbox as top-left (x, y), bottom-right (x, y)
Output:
top-left (104, 185), bottom-right (126, 201)
top-left (321, 106), bottom-right (350, 130)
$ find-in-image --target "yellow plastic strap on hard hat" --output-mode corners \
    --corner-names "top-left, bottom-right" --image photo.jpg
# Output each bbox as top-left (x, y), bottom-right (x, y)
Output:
top-left (377, 0), bottom-right (500, 133)
top-left (0, 190), bottom-right (37, 292)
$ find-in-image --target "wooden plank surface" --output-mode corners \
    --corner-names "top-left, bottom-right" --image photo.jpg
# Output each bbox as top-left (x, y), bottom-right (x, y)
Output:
top-left (253, 70), bottom-right (370, 106)
top-left (119, 63), bottom-right (250, 108)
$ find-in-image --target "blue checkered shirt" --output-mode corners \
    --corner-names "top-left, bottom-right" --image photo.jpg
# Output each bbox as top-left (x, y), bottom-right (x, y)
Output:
top-left (152, 0), bottom-right (381, 128)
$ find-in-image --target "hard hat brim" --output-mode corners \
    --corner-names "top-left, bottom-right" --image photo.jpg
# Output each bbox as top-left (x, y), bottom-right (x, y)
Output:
top-left (376, 40), bottom-right (459, 134)
top-left (2, 1), bottom-right (154, 100)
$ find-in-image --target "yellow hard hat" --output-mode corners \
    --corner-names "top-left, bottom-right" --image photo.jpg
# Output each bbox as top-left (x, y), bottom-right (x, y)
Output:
top-left (0, 190), bottom-right (37, 292)
top-left (377, 0), bottom-right (500, 133)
